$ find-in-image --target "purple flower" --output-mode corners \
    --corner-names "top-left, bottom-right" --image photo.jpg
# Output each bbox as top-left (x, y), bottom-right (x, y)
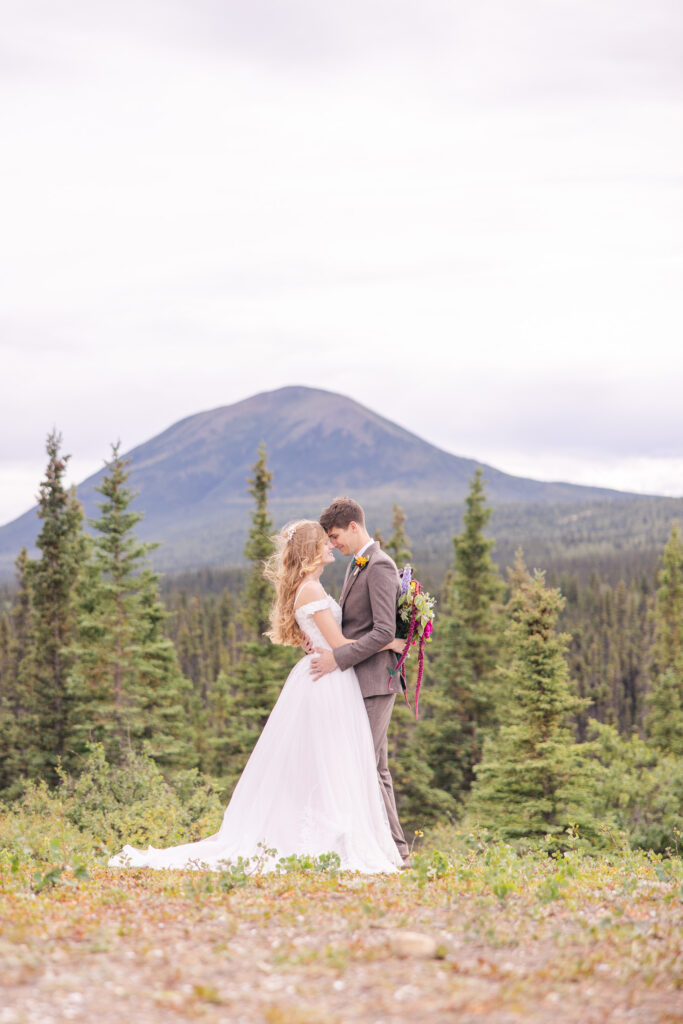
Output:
top-left (400, 565), bottom-right (412, 594)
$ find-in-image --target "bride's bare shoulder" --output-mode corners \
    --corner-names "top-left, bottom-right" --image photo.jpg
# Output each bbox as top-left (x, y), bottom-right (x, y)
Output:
top-left (294, 579), bottom-right (327, 610)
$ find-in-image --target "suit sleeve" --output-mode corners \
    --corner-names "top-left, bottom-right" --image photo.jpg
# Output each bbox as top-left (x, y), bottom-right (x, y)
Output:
top-left (333, 560), bottom-right (396, 671)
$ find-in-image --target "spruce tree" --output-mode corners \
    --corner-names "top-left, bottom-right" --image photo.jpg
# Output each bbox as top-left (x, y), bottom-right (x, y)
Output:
top-left (384, 503), bottom-right (412, 566)
top-left (134, 566), bottom-right (197, 769)
top-left (412, 471), bottom-right (504, 810)
top-left (203, 669), bottom-right (239, 784)
top-left (384, 505), bottom-right (446, 820)
top-left (0, 610), bottom-right (11, 791)
top-left (166, 585), bottom-right (239, 779)
top-left (28, 431), bottom-right (86, 782)
top-left (380, 504), bottom-right (459, 826)
top-left (0, 549), bottom-right (41, 794)
top-left (411, 600), bottom-right (480, 807)
top-left (220, 444), bottom-right (297, 792)
top-left (243, 441), bottom-right (274, 642)
top-left (468, 559), bottom-right (594, 842)
top-left (389, 689), bottom-right (460, 829)
top-left (67, 443), bottom-right (195, 771)
top-left (450, 469), bottom-right (504, 727)
top-left (562, 573), bottom-right (652, 740)
top-left (0, 613), bottom-right (9, 690)
top-left (173, 592), bottom-right (212, 768)
top-left (645, 523), bottom-right (683, 755)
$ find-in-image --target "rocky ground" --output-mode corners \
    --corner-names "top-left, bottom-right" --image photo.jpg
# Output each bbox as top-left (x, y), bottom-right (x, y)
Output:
top-left (1, 850), bottom-right (681, 1023)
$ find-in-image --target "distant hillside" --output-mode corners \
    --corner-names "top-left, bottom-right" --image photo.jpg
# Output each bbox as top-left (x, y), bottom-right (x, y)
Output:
top-left (1, 386), bottom-right (681, 582)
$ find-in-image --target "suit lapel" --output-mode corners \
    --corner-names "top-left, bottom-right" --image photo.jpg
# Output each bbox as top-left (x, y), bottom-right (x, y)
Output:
top-left (341, 542), bottom-right (377, 608)
top-left (339, 559), bottom-right (354, 606)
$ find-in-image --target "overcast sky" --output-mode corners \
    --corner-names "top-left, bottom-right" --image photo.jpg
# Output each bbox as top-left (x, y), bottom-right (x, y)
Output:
top-left (2, 0), bottom-right (682, 525)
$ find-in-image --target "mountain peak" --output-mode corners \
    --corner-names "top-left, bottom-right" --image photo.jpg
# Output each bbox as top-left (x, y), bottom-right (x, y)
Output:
top-left (0, 385), bottom-right (638, 578)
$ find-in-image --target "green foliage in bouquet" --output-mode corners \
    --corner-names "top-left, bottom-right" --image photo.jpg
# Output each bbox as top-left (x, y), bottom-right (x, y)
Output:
top-left (391, 567), bottom-right (436, 718)
top-left (396, 573), bottom-right (436, 640)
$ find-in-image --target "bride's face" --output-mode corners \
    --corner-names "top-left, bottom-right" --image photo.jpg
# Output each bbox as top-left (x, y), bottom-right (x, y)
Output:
top-left (320, 537), bottom-right (336, 566)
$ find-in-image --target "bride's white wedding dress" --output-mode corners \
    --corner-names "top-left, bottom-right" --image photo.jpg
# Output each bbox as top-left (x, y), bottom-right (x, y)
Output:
top-left (108, 595), bottom-right (403, 873)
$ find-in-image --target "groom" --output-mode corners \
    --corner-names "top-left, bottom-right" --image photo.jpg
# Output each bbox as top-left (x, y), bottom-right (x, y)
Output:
top-left (311, 497), bottom-right (410, 865)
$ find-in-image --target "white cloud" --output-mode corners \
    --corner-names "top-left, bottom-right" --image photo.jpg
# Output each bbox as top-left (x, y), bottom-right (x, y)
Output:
top-left (0, 1), bottom-right (682, 521)
top-left (474, 452), bottom-right (683, 499)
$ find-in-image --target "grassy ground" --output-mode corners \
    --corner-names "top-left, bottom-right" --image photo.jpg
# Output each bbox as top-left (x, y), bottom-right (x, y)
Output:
top-left (1, 835), bottom-right (681, 1024)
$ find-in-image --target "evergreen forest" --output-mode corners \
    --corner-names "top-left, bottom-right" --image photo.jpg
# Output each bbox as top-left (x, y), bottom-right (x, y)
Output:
top-left (0, 431), bottom-right (681, 858)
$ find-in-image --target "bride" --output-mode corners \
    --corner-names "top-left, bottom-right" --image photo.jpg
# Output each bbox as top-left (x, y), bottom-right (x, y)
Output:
top-left (109, 520), bottom-right (405, 873)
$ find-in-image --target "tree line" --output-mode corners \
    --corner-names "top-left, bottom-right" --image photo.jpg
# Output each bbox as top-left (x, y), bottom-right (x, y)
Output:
top-left (0, 434), bottom-right (681, 853)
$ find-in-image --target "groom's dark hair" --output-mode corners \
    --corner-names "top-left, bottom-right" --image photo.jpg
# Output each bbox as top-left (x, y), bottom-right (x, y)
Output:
top-left (319, 497), bottom-right (365, 532)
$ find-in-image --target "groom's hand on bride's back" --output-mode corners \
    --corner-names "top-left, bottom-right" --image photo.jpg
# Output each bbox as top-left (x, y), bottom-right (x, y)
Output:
top-left (300, 632), bottom-right (315, 655)
top-left (311, 648), bottom-right (336, 680)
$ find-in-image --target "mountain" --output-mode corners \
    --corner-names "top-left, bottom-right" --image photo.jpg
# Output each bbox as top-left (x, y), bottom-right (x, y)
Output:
top-left (1, 386), bottom-right (680, 581)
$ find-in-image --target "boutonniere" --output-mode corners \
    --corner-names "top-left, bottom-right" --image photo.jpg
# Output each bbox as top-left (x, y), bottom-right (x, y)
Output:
top-left (353, 555), bottom-right (369, 573)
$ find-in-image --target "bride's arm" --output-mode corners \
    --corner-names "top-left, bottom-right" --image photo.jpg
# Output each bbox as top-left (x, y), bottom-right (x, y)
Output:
top-left (312, 607), bottom-right (403, 652)
top-left (295, 581), bottom-right (403, 653)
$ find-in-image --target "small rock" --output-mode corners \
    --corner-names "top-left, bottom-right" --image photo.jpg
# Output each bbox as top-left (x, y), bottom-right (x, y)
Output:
top-left (388, 930), bottom-right (439, 958)
top-left (394, 984), bottom-right (421, 1001)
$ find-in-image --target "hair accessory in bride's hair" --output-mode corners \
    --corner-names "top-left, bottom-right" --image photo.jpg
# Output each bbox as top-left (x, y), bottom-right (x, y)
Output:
top-left (284, 525), bottom-right (297, 543)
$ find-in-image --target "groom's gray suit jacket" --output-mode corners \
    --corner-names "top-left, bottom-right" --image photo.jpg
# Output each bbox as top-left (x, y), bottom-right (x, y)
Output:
top-left (333, 542), bottom-right (402, 698)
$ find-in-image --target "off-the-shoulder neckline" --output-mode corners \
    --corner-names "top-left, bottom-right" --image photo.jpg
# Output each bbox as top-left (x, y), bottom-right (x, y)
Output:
top-left (294, 594), bottom-right (332, 613)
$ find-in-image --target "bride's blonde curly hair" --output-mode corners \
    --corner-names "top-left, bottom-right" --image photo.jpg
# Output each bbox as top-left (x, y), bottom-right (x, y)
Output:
top-left (264, 520), bottom-right (329, 646)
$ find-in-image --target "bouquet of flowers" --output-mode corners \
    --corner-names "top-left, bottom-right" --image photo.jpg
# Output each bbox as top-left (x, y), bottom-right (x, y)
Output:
top-left (387, 565), bottom-right (435, 719)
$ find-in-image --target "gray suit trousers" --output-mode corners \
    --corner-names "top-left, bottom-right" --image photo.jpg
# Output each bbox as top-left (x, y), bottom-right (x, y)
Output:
top-left (363, 692), bottom-right (409, 860)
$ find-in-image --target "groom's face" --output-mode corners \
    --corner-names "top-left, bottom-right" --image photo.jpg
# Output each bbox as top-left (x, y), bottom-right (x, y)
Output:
top-left (326, 523), bottom-right (358, 556)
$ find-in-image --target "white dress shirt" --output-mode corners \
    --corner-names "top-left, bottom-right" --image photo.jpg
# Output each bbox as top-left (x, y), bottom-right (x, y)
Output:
top-left (354, 538), bottom-right (374, 559)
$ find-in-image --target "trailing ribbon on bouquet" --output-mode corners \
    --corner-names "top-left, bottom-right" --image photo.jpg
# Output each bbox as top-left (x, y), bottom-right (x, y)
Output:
top-left (387, 565), bottom-right (435, 720)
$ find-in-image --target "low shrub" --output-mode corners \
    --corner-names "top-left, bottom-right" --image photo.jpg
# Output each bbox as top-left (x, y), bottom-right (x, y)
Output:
top-left (0, 744), bottom-right (224, 880)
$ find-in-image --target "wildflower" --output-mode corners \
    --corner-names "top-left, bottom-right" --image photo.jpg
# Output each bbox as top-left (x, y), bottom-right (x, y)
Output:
top-left (390, 566), bottom-right (436, 720)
